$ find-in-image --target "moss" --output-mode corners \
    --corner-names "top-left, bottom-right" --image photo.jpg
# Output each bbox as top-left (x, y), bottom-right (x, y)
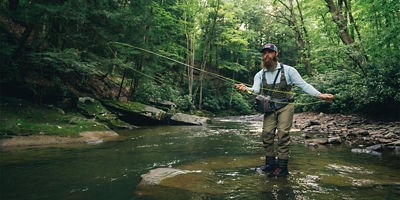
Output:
top-left (101, 99), bottom-right (146, 113)
top-left (77, 98), bottom-right (133, 129)
top-left (96, 113), bottom-right (132, 129)
top-left (77, 98), bottom-right (107, 117)
top-left (0, 97), bottom-right (109, 138)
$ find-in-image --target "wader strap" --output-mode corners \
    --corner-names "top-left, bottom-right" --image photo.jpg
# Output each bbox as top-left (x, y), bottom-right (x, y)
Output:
top-left (271, 68), bottom-right (281, 122)
top-left (261, 67), bottom-right (281, 97)
top-left (262, 67), bottom-right (281, 122)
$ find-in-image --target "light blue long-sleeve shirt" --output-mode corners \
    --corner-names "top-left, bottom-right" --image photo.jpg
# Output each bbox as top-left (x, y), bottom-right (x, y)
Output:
top-left (246, 63), bottom-right (320, 96)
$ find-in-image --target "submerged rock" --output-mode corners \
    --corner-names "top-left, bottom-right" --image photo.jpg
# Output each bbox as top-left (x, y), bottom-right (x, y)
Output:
top-left (0, 131), bottom-right (119, 149)
top-left (365, 144), bottom-right (382, 151)
top-left (351, 148), bottom-right (382, 156)
top-left (139, 168), bottom-right (199, 185)
top-left (170, 113), bottom-right (209, 126)
top-left (137, 168), bottom-right (223, 198)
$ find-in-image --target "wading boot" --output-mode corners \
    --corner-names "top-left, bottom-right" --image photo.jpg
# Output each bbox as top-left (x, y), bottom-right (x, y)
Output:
top-left (268, 159), bottom-right (288, 177)
top-left (255, 156), bottom-right (276, 173)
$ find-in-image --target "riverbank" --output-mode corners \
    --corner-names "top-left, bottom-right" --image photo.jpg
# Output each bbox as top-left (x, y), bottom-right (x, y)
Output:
top-left (293, 112), bottom-right (400, 153)
top-left (0, 96), bottom-right (209, 149)
top-left (0, 131), bottom-right (120, 150)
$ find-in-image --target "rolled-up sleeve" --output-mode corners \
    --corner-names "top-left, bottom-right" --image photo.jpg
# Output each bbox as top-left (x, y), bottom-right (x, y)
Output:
top-left (288, 67), bottom-right (320, 96)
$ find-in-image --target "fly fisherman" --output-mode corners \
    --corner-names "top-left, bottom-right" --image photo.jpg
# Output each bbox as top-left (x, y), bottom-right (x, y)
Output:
top-left (235, 44), bottom-right (334, 177)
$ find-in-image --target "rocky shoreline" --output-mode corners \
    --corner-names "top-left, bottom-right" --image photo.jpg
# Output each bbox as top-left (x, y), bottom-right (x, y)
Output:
top-left (292, 112), bottom-right (400, 154)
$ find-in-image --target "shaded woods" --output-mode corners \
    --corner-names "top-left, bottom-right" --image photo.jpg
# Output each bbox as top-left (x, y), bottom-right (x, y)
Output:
top-left (1, 0), bottom-right (399, 118)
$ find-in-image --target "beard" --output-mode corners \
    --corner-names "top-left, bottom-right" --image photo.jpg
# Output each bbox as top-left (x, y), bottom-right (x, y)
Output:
top-left (262, 54), bottom-right (278, 68)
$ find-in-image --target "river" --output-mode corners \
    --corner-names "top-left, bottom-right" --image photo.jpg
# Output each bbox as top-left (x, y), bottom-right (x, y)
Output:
top-left (1, 116), bottom-right (399, 200)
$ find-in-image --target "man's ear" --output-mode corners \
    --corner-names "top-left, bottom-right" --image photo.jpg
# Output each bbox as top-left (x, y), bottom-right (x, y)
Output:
top-left (275, 52), bottom-right (279, 57)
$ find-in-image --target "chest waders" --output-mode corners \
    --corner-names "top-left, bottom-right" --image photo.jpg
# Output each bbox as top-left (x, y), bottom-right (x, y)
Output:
top-left (256, 64), bottom-right (293, 177)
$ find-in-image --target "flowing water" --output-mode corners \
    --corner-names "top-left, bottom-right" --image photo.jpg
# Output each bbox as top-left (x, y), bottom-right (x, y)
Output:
top-left (1, 116), bottom-right (399, 200)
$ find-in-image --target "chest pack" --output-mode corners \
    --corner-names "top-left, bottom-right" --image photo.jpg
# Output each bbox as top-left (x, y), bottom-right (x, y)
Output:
top-left (255, 64), bottom-right (294, 113)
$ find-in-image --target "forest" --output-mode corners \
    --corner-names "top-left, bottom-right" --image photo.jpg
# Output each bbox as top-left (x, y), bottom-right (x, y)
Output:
top-left (1, 0), bottom-right (399, 118)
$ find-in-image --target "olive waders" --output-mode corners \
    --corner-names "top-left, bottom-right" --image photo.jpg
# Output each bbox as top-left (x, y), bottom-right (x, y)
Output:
top-left (255, 64), bottom-right (294, 177)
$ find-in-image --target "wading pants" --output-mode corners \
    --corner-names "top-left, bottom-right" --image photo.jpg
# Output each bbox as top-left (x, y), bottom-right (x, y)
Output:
top-left (261, 104), bottom-right (294, 160)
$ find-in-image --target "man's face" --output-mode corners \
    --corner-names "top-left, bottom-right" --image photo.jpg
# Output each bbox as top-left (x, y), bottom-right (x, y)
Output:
top-left (262, 50), bottom-right (278, 67)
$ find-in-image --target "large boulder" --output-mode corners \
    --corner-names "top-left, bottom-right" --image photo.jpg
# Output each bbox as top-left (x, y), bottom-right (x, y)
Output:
top-left (101, 100), bottom-right (167, 125)
top-left (170, 113), bottom-right (209, 126)
top-left (76, 97), bottom-right (134, 129)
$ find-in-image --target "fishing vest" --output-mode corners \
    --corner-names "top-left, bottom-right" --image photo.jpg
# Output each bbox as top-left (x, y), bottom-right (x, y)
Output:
top-left (261, 64), bottom-right (294, 100)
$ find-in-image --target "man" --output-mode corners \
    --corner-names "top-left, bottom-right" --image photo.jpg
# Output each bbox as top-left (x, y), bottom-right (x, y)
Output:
top-left (235, 43), bottom-right (334, 177)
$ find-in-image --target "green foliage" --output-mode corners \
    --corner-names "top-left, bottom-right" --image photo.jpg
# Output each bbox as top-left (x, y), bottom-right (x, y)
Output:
top-left (131, 79), bottom-right (195, 112)
top-left (198, 82), bottom-right (254, 115)
top-left (1, 0), bottom-right (399, 118)
top-left (295, 65), bottom-right (400, 117)
top-left (29, 49), bottom-right (99, 76)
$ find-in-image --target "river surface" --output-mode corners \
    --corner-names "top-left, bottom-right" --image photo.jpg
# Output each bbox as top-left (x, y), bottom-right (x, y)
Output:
top-left (1, 116), bottom-right (399, 200)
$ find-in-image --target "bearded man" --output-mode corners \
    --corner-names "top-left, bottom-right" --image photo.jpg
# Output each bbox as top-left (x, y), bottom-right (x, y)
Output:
top-left (235, 44), bottom-right (334, 177)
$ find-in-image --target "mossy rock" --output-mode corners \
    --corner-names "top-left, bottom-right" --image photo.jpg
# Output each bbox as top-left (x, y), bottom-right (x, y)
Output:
top-left (77, 98), bottom-right (133, 129)
top-left (97, 113), bottom-right (135, 129)
top-left (0, 97), bottom-right (110, 138)
top-left (101, 100), bottom-right (147, 113)
top-left (101, 100), bottom-right (167, 123)
top-left (77, 97), bottom-right (108, 117)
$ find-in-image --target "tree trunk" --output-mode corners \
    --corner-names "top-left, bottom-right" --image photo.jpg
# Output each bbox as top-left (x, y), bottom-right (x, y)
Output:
top-left (278, 0), bottom-right (312, 76)
top-left (324, 0), bottom-right (366, 74)
top-left (9, 0), bottom-right (19, 10)
top-left (344, 0), bottom-right (361, 41)
top-left (117, 68), bottom-right (127, 100)
top-left (184, 7), bottom-right (193, 98)
top-left (295, 0), bottom-right (312, 76)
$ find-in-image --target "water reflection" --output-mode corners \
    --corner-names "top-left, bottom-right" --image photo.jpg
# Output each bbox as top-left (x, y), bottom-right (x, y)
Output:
top-left (258, 178), bottom-right (295, 200)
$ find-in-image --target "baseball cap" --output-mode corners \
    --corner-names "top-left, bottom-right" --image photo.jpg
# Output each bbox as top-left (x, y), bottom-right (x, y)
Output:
top-left (260, 43), bottom-right (278, 53)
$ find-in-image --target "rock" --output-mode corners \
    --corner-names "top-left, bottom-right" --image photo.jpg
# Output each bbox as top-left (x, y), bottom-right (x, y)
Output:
top-left (310, 138), bottom-right (328, 145)
top-left (139, 168), bottom-right (199, 185)
top-left (77, 99), bottom-right (133, 129)
top-left (328, 137), bottom-right (342, 144)
top-left (0, 131), bottom-right (119, 149)
top-left (365, 144), bottom-right (382, 151)
top-left (378, 138), bottom-right (392, 144)
top-left (149, 99), bottom-right (177, 112)
top-left (290, 128), bottom-right (301, 133)
top-left (301, 133), bottom-right (312, 139)
top-left (101, 100), bottom-right (167, 125)
top-left (384, 132), bottom-right (396, 139)
top-left (170, 113), bottom-right (209, 126)
top-left (78, 97), bottom-right (95, 103)
top-left (86, 140), bottom-right (104, 144)
top-left (351, 148), bottom-right (382, 156)
top-left (79, 131), bottom-right (119, 139)
top-left (388, 140), bottom-right (400, 146)
top-left (309, 120), bottom-right (321, 126)
top-left (311, 125), bottom-right (321, 131)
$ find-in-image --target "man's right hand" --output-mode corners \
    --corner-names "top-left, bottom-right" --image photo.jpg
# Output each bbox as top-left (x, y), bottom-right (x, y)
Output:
top-left (317, 93), bottom-right (334, 103)
top-left (235, 84), bottom-right (248, 92)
